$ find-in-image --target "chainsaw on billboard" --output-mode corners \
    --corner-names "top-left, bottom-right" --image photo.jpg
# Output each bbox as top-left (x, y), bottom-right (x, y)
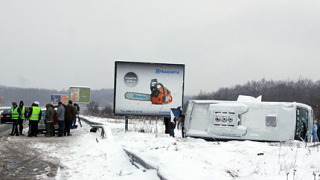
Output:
top-left (125, 79), bottom-right (173, 104)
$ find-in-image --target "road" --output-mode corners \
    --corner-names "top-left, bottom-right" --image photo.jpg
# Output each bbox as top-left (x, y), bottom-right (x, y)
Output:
top-left (0, 122), bottom-right (59, 179)
top-left (0, 123), bottom-right (11, 134)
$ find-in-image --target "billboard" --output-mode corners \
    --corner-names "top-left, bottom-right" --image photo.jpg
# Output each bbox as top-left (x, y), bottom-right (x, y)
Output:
top-left (114, 61), bottom-right (185, 116)
top-left (51, 94), bottom-right (69, 105)
top-left (69, 86), bottom-right (91, 103)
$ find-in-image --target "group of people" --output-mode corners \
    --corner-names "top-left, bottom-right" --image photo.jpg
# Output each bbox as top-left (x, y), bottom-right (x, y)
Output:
top-left (56, 100), bottom-right (78, 137)
top-left (10, 100), bottom-right (42, 137)
top-left (9, 101), bottom-right (27, 136)
top-left (10, 100), bottom-right (79, 137)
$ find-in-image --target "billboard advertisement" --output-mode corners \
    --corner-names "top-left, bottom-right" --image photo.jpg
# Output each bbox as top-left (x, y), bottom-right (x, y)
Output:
top-left (114, 61), bottom-right (185, 116)
top-left (51, 94), bottom-right (69, 105)
top-left (69, 86), bottom-right (91, 103)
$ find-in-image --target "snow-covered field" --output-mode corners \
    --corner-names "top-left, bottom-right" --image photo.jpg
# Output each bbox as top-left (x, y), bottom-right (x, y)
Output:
top-left (22, 116), bottom-right (320, 180)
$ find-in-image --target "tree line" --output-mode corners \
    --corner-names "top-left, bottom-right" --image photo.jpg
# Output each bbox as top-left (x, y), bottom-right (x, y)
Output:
top-left (2, 78), bottom-right (320, 124)
top-left (0, 86), bottom-right (113, 108)
top-left (190, 78), bottom-right (320, 124)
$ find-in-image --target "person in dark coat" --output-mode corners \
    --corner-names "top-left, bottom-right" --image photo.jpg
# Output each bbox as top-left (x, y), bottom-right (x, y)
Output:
top-left (17, 101), bottom-right (26, 135)
top-left (51, 104), bottom-right (57, 127)
top-left (64, 100), bottom-right (76, 136)
top-left (71, 103), bottom-right (78, 129)
top-left (170, 117), bottom-right (177, 137)
top-left (178, 114), bottom-right (186, 138)
top-left (45, 104), bottom-right (54, 137)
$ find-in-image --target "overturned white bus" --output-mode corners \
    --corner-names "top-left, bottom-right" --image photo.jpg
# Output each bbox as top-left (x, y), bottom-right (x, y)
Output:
top-left (183, 96), bottom-right (313, 142)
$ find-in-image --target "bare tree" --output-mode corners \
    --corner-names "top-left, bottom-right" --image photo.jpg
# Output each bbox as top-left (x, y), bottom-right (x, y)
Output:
top-left (100, 105), bottom-right (113, 118)
top-left (86, 101), bottom-right (100, 116)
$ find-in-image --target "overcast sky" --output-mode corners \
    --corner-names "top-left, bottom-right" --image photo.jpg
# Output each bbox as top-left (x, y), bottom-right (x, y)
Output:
top-left (1, 0), bottom-right (319, 95)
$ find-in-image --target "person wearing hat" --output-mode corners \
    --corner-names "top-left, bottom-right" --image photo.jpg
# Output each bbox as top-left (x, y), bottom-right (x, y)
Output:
top-left (64, 100), bottom-right (76, 136)
top-left (27, 101), bottom-right (41, 137)
top-left (45, 103), bottom-right (54, 137)
top-left (9, 102), bottom-right (20, 136)
top-left (56, 102), bottom-right (65, 137)
top-left (17, 101), bottom-right (26, 135)
top-left (72, 103), bottom-right (79, 129)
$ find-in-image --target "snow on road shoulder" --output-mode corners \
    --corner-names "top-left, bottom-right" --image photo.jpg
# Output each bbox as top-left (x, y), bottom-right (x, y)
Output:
top-left (100, 117), bottom-right (320, 180)
top-left (26, 120), bottom-right (159, 180)
top-left (21, 116), bottom-right (320, 180)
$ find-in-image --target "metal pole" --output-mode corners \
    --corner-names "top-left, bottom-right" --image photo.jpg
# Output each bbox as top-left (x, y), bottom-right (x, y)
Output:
top-left (125, 116), bottom-right (128, 132)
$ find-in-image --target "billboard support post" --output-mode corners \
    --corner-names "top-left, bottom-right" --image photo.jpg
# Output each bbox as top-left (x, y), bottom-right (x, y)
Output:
top-left (125, 116), bottom-right (129, 132)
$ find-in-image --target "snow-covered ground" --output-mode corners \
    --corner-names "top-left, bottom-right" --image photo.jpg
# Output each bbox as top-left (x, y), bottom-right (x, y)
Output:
top-left (21, 116), bottom-right (320, 180)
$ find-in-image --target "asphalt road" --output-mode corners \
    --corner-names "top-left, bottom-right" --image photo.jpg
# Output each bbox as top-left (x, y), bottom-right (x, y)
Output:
top-left (0, 123), bottom-right (11, 134)
top-left (0, 122), bottom-right (59, 179)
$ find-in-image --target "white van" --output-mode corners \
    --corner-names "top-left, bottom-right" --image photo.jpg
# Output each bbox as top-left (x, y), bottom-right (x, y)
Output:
top-left (183, 96), bottom-right (313, 142)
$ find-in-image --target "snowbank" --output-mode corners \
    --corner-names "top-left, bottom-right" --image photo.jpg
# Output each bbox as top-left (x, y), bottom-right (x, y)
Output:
top-left (22, 116), bottom-right (320, 180)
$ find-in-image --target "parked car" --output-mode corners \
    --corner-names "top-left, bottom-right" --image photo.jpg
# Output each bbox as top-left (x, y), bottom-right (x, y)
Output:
top-left (1, 109), bottom-right (12, 124)
top-left (37, 106), bottom-right (59, 134)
